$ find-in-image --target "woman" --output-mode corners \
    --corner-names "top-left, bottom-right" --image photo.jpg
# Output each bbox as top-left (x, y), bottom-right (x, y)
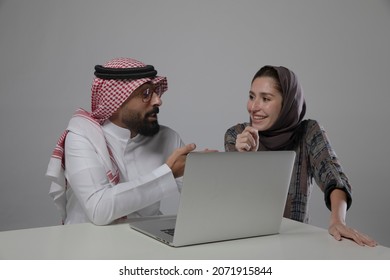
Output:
top-left (224, 65), bottom-right (377, 246)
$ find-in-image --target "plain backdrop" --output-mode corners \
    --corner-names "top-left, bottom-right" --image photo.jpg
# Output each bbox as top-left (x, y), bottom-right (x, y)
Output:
top-left (1, 0), bottom-right (389, 247)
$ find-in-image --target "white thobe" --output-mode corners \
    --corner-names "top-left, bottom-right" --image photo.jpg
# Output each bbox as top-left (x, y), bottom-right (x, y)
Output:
top-left (63, 120), bottom-right (183, 225)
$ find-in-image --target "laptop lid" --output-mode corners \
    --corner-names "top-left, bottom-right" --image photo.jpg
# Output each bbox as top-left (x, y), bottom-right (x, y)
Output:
top-left (130, 151), bottom-right (296, 247)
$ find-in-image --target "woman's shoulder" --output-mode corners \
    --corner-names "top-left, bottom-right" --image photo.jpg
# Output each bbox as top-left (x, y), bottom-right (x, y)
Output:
top-left (300, 119), bottom-right (328, 144)
top-left (225, 122), bottom-right (250, 135)
top-left (304, 119), bottom-right (323, 133)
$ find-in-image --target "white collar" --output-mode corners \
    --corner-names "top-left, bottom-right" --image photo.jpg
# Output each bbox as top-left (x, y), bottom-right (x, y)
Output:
top-left (102, 120), bottom-right (143, 142)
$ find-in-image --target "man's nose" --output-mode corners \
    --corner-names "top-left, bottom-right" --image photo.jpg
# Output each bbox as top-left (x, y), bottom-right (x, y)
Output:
top-left (150, 92), bottom-right (162, 106)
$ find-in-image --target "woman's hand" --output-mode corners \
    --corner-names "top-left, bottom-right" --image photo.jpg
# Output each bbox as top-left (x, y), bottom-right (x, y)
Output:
top-left (235, 126), bottom-right (259, 152)
top-left (328, 222), bottom-right (378, 247)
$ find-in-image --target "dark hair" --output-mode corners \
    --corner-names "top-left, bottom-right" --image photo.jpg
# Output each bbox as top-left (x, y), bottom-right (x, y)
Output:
top-left (251, 66), bottom-right (282, 93)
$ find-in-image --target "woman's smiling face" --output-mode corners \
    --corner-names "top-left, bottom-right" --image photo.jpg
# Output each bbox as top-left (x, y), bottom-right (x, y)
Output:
top-left (247, 77), bottom-right (283, 132)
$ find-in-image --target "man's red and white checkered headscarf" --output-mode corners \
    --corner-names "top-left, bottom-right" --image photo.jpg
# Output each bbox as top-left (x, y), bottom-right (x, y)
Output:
top-left (90, 57), bottom-right (168, 124)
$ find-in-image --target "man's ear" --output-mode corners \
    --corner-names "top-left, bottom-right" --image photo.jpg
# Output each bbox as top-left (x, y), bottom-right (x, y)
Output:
top-left (109, 110), bottom-right (120, 124)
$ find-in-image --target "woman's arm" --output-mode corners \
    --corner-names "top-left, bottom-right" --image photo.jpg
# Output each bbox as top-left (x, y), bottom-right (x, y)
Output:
top-left (307, 120), bottom-right (376, 246)
top-left (328, 189), bottom-right (377, 246)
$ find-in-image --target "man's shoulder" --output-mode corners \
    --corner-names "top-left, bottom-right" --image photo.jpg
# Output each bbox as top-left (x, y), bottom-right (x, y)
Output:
top-left (158, 125), bottom-right (181, 138)
top-left (67, 111), bottom-right (103, 137)
top-left (159, 125), bottom-right (177, 133)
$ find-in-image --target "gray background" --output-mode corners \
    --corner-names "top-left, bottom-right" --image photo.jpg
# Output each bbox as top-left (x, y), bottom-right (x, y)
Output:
top-left (1, 0), bottom-right (389, 247)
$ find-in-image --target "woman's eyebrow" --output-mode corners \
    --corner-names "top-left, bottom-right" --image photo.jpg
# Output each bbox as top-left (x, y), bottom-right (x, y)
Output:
top-left (249, 90), bottom-right (276, 97)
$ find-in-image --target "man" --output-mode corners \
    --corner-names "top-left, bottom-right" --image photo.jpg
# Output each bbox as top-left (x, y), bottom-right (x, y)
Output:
top-left (46, 58), bottom-right (196, 225)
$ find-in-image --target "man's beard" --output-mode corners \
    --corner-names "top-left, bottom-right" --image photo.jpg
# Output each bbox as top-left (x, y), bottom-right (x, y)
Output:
top-left (123, 107), bottom-right (160, 137)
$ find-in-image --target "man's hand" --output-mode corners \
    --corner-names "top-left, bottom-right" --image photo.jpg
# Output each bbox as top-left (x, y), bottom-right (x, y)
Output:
top-left (166, 143), bottom-right (196, 178)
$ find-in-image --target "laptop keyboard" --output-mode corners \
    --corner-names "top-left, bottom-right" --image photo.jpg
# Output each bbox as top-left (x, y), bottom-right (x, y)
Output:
top-left (161, 228), bottom-right (175, 236)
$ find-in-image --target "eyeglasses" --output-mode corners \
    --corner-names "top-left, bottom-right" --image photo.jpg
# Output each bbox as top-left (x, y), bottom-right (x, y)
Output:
top-left (139, 85), bottom-right (163, 103)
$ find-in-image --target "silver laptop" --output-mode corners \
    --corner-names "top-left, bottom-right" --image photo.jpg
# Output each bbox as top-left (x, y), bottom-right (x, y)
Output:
top-left (129, 151), bottom-right (295, 247)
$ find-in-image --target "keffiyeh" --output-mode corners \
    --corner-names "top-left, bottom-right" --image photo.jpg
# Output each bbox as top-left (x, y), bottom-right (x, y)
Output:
top-left (91, 58), bottom-right (168, 124)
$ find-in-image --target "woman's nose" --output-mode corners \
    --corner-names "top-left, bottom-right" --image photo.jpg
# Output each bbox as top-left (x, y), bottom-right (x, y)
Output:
top-left (251, 99), bottom-right (262, 111)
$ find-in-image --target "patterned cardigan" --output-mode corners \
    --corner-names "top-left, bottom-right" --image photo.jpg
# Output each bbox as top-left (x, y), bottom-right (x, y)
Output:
top-left (224, 119), bottom-right (352, 223)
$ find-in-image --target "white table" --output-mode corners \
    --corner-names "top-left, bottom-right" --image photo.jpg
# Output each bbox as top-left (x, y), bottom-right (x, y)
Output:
top-left (1, 218), bottom-right (389, 259)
